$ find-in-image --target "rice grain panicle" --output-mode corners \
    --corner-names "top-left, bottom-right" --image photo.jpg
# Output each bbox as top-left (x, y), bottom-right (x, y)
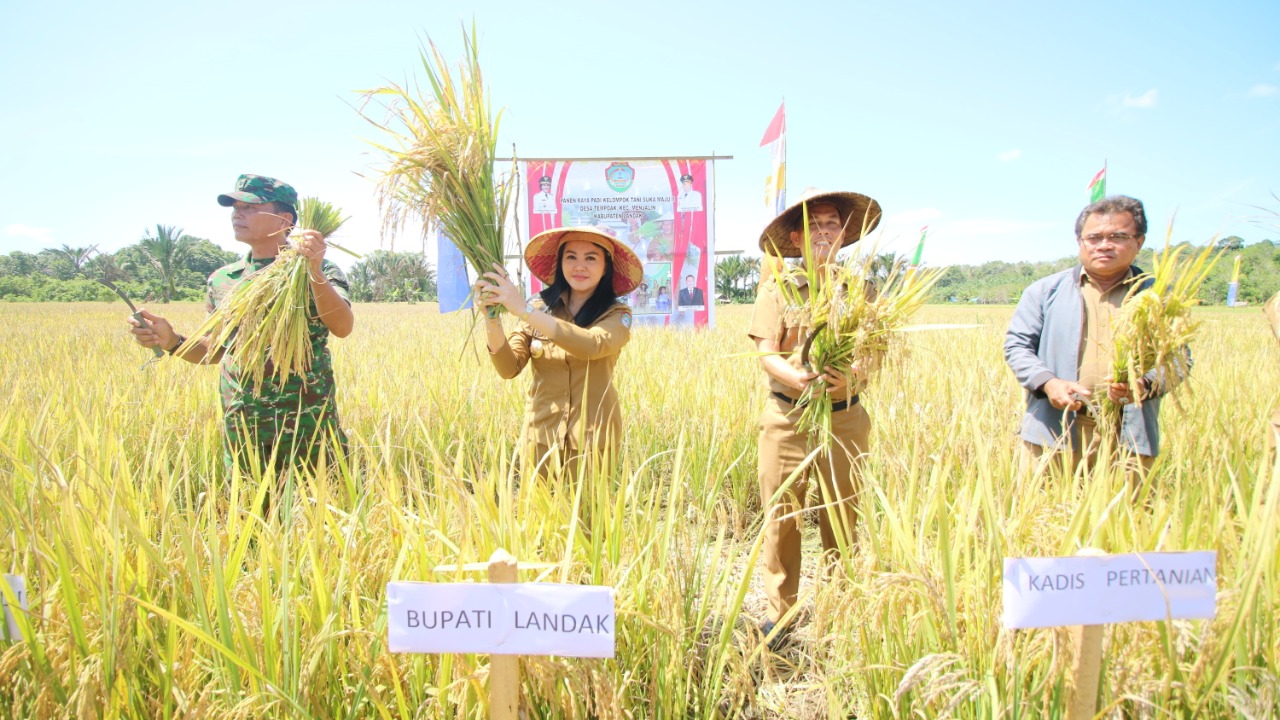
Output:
top-left (359, 22), bottom-right (515, 316)
top-left (1102, 218), bottom-right (1224, 417)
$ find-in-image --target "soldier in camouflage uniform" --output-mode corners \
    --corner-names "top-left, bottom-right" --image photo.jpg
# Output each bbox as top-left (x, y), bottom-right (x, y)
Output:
top-left (129, 174), bottom-right (354, 476)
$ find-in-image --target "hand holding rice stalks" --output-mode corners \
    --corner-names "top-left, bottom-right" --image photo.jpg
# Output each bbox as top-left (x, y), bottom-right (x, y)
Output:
top-left (178, 197), bottom-right (358, 391)
top-left (359, 23), bottom-right (514, 316)
top-left (775, 246), bottom-right (944, 444)
top-left (1104, 222), bottom-right (1223, 415)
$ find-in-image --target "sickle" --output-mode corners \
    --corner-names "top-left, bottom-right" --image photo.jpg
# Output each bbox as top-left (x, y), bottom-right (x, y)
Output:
top-left (800, 321), bottom-right (827, 370)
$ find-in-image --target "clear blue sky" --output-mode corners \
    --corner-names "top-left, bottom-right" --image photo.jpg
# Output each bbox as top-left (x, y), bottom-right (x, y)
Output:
top-left (2, 0), bottom-right (1277, 269)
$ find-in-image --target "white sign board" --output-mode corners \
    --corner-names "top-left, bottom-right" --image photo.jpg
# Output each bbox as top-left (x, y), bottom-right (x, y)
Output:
top-left (387, 582), bottom-right (615, 658)
top-left (1003, 551), bottom-right (1216, 629)
top-left (2, 574), bottom-right (27, 642)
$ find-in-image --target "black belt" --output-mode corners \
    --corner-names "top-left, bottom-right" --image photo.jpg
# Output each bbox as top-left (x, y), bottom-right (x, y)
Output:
top-left (772, 391), bottom-right (860, 413)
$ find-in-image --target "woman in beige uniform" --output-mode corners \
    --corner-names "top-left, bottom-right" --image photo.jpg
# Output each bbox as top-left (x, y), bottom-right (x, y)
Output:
top-left (476, 226), bottom-right (642, 478)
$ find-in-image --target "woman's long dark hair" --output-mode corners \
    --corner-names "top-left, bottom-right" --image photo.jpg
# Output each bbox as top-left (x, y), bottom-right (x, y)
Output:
top-left (538, 241), bottom-right (620, 327)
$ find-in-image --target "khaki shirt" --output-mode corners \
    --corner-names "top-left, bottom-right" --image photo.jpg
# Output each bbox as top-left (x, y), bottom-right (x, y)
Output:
top-left (748, 274), bottom-right (874, 401)
top-left (1077, 270), bottom-right (1135, 395)
top-left (490, 298), bottom-right (632, 452)
top-left (748, 277), bottom-right (813, 400)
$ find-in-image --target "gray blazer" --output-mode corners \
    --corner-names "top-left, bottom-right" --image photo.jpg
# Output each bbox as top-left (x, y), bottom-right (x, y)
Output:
top-left (1003, 265), bottom-right (1182, 457)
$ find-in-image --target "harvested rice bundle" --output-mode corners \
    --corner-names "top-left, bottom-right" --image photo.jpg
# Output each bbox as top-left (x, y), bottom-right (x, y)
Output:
top-left (1105, 222), bottom-right (1222, 414)
top-left (776, 207), bottom-right (944, 442)
top-left (360, 24), bottom-right (514, 315)
top-left (178, 197), bottom-right (357, 390)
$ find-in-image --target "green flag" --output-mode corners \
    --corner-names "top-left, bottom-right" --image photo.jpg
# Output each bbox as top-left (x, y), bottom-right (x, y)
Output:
top-left (912, 227), bottom-right (928, 265)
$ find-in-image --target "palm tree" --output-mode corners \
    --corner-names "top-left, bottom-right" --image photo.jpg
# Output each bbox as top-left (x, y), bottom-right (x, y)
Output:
top-left (742, 256), bottom-right (761, 295)
top-left (868, 252), bottom-right (901, 286)
top-left (83, 251), bottom-right (142, 309)
top-left (716, 256), bottom-right (745, 300)
top-left (85, 252), bottom-right (132, 284)
top-left (348, 250), bottom-right (437, 302)
top-left (137, 225), bottom-right (196, 302)
top-left (51, 244), bottom-right (98, 275)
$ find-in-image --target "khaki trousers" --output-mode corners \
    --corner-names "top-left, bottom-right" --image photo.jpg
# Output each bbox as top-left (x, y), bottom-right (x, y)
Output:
top-left (758, 395), bottom-right (870, 623)
top-left (525, 441), bottom-right (617, 483)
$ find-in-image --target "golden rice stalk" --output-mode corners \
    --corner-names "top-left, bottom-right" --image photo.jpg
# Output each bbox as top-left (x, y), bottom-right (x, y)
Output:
top-left (773, 204), bottom-right (944, 443)
top-left (178, 198), bottom-right (358, 391)
top-left (298, 197), bottom-right (349, 239)
top-left (358, 22), bottom-right (514, 313)
top-left (1104, 220), bottom-right (1224, 415)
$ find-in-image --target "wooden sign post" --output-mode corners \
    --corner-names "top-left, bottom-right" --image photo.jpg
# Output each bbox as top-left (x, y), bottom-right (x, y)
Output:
top-left (386, 549), bottom-right (615, 720)
top-left (1066, 549), bottom-right (1105, 720)
top-left (1003, 549), bottom-right (1217, 718)
top-left (486, 550), bottom-right (520, 720)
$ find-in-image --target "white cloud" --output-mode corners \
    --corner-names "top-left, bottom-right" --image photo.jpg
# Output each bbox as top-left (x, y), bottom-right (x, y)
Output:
top-left (997, 149), bottom-right (1022, 162)
top-left (1122, 89), bottom-right (1158, 108)
top-left (4, 224), bottom-right (55, 243)
top-left (1249, 83), bottom-right (1277, 97)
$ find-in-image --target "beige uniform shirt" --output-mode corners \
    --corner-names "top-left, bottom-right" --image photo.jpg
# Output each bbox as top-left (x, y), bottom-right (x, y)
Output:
top-left (1077, 270), bottom-right (1135, 395)
top-left (748, 277), bottom-right (814, 401)
top-left (748, 275), bottom-right (874, 400)
top-left (490, 298), bottom-right (632, 452)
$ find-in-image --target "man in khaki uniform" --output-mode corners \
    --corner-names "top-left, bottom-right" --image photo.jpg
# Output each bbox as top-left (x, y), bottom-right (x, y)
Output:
top-left (749, 189), bottom-right (882, 646)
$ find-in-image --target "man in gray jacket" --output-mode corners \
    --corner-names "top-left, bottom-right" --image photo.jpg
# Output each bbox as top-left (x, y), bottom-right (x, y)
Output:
top-left (1005, 196), bottom-right (1182, 473)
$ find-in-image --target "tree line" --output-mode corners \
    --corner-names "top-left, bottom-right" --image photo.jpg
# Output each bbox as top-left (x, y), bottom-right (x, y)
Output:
top-left (0, 230), bottom-right (439, 305)
top-left (927, 235), bottom-right (1280, 305)
top-left (7, 233), bottom-right (1276, 306)
top-left (712, 235), bottom-right (1280, 306)
top-left (0, 226), bottom-right (239, 304)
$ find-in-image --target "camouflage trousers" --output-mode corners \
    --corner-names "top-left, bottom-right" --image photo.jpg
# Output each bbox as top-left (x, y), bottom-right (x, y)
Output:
top-left (222, 407), bottom-right (348, 478)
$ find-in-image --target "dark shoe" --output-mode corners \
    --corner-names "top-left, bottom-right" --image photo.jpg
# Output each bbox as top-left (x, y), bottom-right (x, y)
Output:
top-left (759, 620), bottom-right (792, 653)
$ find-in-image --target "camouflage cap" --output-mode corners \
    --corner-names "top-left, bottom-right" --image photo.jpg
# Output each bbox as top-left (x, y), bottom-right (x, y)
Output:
top-left (216, 174), bottom-right (298, 208)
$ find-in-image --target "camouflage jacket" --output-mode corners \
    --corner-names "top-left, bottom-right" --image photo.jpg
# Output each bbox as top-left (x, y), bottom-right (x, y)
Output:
top-left (206, 253), bottom-right (349, 452)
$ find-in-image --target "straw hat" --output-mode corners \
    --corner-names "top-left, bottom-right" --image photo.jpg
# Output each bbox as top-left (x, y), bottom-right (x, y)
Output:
top-left (758, 188), bottom-right (882, 257)
top-left (524, 226), bottom-right (644, 296)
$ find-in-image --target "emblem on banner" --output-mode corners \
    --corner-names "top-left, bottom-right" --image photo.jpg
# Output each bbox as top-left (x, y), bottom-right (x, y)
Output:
top-left (605, 162), bottom-right (635, 193)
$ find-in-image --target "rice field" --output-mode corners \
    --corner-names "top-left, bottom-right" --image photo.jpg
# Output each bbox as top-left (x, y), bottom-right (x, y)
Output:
top-left (0, 302), bottom-right (1276, 719)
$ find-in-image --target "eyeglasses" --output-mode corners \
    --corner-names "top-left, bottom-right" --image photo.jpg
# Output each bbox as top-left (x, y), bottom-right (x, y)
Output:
top-left (1080, 232), bottom-right (1139, 245)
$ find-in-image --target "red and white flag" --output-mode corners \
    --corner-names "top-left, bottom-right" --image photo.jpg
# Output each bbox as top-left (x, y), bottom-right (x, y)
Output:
top-left (760, 102), bottom-right (786, 216)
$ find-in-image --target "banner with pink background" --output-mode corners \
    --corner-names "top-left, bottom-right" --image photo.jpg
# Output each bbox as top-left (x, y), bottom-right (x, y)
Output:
top-left (525, 159), bottom-right (714, 328)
